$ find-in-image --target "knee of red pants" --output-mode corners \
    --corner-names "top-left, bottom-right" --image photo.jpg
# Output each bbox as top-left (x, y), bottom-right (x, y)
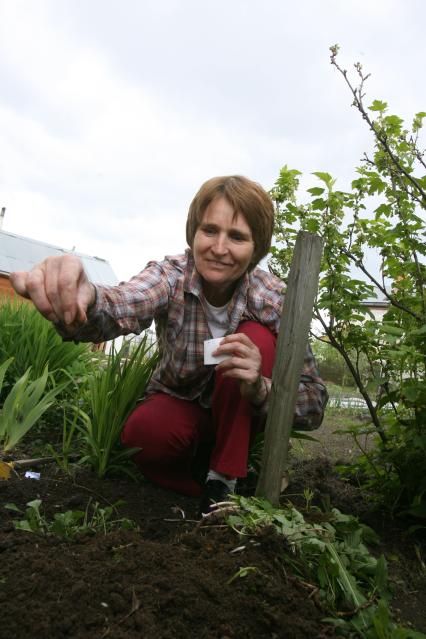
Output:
top-left (209, 322), bottom-right (276, 477)
top-left (235, 321), bottom-right (276, 377)
top-left (211, 321), bottom-right (276, 408)
top-left (121, 394), bottom-right (205, 465)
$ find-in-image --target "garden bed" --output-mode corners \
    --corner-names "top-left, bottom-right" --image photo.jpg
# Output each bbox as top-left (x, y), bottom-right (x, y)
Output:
top-left (1, 458), bottom-right (425, 639)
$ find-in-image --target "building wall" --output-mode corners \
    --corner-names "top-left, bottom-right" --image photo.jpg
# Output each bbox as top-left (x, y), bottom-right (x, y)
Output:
top-left (0, 274), bottom-right (14, 299)
top-left (368, 307), bottom-right (388, 321)
top-left (1, 274), bottom-right (31, 306)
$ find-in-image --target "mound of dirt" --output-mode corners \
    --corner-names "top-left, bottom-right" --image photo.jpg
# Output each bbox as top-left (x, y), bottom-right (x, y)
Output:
top-left (0, 460), bottom-right (424, 638)
top-left (0, 468), bottom-right (334, 639)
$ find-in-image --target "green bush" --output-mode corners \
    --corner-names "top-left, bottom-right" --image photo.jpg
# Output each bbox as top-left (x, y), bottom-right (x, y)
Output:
top-left (269, 47), bottom-right (426, 518)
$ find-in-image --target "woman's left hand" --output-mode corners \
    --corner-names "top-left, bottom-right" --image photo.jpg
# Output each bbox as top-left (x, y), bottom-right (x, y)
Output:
top-left (213, 334), bottom-right (266, 404)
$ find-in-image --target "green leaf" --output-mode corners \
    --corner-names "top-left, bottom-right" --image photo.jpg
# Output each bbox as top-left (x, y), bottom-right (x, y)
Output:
top-left (14, 520), bottom-right (35, 533)
top-left (291, 431), bottom-right (320, 443)
top-left (312, 172), bottom-right (335, 188)
top-left (383, 114), bottom-right (403, 135)
top-left (369, 100), bottom-right (388, 112)
top-left (0, 358), bottom-right (14, 393)
top-left (26, 499), bottom-right (42, 511)
top-left (311, 198), bottom-right (327, 211)
top-left (403, 502), bottom-right (426, 519)
top-left (409, 324), bottom-right (426, 336)
top-left (4, 502), bottom-right (21, 512)
top-left (413, 111), bottom-right (426, 132)
top-left (1, 365), bottom-right (67, 451)
top-left (379, 324), bottom-right (404, 337)
top-left (374, 556), bottom-right (389, 598)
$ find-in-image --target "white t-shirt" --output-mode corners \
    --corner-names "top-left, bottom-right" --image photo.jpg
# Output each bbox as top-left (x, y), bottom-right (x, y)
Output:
top-left (204, 299), bottom-right (230, 338)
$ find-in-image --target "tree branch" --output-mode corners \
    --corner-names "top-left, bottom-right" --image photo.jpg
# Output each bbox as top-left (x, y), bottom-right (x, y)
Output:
top-left (341, 248), bottom-right (422, 321)
top-left (330, 50), bottom-right (426, 208)
top-left (321, 322), bottom-right (388, 444)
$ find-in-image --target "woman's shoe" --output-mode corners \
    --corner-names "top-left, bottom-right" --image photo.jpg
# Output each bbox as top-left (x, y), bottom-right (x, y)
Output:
top-left (198, 479), bottom-right (232, 517)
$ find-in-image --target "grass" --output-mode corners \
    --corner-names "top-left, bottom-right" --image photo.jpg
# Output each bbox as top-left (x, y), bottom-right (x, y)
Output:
top-left (292, 406), bottom-right (375, 464)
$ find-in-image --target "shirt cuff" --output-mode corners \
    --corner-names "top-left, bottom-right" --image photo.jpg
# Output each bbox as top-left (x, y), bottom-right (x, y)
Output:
top-left (249, 376), bottom-right (271, 415)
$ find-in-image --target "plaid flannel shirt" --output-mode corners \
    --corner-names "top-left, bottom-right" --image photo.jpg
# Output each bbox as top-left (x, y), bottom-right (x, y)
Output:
top-left (64, 249), bottom-right (328, 429)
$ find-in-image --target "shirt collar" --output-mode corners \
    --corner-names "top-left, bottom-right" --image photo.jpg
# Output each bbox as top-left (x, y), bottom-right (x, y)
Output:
top-left (184, 249), bottom-right (204, 297)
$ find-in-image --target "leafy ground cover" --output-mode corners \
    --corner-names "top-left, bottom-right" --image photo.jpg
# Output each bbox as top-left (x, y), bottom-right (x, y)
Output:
top-left (1, 414), bottom-right (425, 639)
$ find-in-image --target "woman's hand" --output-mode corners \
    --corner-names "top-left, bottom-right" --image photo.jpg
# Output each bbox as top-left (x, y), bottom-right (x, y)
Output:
top-left (10, 255), bottom-right (96, 328)
top-left (213, 333), bottom-right (267, 404)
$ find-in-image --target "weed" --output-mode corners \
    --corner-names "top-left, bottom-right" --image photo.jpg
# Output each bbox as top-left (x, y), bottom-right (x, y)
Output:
top-left (6, 498), bottom-right (137, 539)
top-left (224, 495), bottom-right (421, 638)
top-left (226, 566), bottom-right (258, 585)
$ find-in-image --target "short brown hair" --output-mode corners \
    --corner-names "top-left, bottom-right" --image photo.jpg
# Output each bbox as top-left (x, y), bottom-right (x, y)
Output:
top-left (186, 175), bottom-right (274, 268)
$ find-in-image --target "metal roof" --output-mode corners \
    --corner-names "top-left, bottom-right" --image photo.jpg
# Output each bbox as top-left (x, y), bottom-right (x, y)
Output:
top-left (0, 230), bottom-right (118, 286)
top-left (360, 286), bottom-right (390, 307)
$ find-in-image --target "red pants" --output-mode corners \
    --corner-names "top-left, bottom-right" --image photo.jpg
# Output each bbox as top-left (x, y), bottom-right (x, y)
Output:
top-left (121, 321), bottom-right (276, 496)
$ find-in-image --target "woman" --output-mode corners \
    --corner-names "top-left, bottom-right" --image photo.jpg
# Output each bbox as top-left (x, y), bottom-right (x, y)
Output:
top-left (11, 175), bottom-right (327, 515)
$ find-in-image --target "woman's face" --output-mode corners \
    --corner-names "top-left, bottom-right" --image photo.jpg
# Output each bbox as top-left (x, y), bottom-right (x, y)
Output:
top-left (193, 196), bottom-right (255, 306)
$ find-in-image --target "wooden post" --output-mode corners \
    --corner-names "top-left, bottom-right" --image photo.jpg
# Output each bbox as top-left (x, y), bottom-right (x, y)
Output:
top-left (255, 231), bottom-right (323, 505)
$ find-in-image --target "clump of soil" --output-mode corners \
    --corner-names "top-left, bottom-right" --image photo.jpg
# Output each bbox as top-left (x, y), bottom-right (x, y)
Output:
top-left (0, 459), bottom-right (425, 638)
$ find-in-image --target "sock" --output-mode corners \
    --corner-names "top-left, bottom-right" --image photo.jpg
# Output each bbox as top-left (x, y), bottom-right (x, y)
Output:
top-left (206, 469), bottom-right (237, 492)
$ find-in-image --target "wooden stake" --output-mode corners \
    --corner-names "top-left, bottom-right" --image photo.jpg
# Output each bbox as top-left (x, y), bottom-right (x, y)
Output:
top-left (256, 231), bottom-right (323, 505)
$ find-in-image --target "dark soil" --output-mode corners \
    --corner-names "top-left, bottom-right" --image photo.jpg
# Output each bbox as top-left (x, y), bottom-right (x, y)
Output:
top-left (0, 457), bottom-right (425, 639)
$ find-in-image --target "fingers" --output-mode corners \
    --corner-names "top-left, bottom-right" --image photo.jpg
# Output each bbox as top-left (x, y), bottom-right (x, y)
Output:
top-left (216, 352), bottom-right (254, 373)
top-left (25, 266), bottom-right (59, 321)
top-left (214, 342), bottom-right (252, 363)
top-left (219, 366), bottom-right (257, 384)
top-left (10, 256), bottom-right (91, 326)
top-left (213, 333), bottom-right (256, 360)
top-left (214, 333), bottom-right (262, 387)
top-left (44, 257), bottom-right (80, 324)
top-left (9, 271), bottom-right (32, 299)
top-left (216, 333), bottom-right (254, 349)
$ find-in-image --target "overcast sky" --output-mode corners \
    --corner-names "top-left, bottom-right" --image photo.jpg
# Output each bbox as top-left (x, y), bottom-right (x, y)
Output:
top-left (1, 0), bottom-right (425, 282)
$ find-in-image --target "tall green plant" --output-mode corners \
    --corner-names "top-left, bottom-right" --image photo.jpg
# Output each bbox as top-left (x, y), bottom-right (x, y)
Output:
top-left (79, 336), bottom-right (158, 477)
top-left (0, 359), bottom-right (67, 452)
top-left (270, 46), bottom-right (426, 516)
top-left (0, 298), bottom-right (94, 392)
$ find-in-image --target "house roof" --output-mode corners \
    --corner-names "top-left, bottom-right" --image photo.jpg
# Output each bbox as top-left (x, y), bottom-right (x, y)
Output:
top-left (360, 286), bottom-right (389, 308)
top-left (0, 229), bottom-right (118, 286)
